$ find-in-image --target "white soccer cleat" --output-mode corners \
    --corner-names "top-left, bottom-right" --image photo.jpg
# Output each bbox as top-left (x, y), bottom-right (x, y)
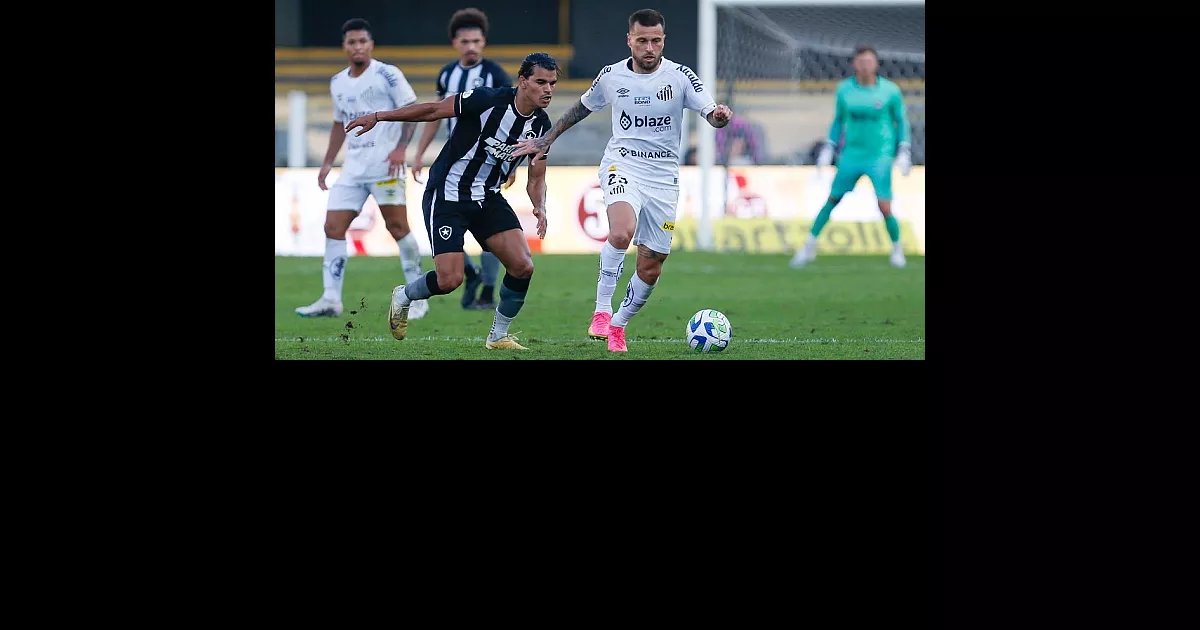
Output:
top-left (890, 247), bottom-right (907, 268)
top-left (408, 298), bottom-right (429, 320)
top-left (789, 239), bottom-right (817, 268)
top-left (296, 297), bottom-right (343, 318)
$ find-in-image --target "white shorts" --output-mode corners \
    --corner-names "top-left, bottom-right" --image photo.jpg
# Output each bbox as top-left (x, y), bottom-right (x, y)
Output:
top-left (601, 177), bottom-right (680, 254)
top-left (327, 176), bottom-right (407, 213)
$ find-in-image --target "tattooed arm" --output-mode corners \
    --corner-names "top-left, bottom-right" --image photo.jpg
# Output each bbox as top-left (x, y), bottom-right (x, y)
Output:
top-left (511, 100), bottom-right (593, 158)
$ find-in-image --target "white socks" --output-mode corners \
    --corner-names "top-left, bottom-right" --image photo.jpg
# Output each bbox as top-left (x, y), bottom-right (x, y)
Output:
top-left (396, 232), bottom-right (422, 284)
top-left (489, 311), bottom-right (514, 342)
top-left (595, 240), bottom-right (626, 315)
top-left (321, 237), bottom-right (348, 303)
top-left (611, 273), bottom-right (655, 328)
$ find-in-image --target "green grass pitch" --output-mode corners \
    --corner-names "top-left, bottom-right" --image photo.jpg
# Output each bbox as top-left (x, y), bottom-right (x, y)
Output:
top-left (275, 252), bottom-right (924, 359)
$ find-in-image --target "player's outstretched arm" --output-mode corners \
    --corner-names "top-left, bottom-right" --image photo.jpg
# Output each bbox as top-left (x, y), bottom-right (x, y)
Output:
top-left (526, 151), bottom-right (549, 239)
top-left (345, 96), bottom-right (457, 137)
top-left (511, 99), bottom-right (592, 159)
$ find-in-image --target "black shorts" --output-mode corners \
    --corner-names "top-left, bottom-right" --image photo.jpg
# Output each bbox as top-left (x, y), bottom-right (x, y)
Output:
top-left (423, 188), bottom-right (522, 256)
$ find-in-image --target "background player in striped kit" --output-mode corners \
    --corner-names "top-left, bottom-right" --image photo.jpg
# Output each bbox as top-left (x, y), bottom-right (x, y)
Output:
top-left (346, 53), bottom-right (558, 350)
top-left (790, 45), bottom-right (912, 269)
top-left (296, 18), bottom-right (425, 319)
top-left (413, 8), bottom-right (511, 311)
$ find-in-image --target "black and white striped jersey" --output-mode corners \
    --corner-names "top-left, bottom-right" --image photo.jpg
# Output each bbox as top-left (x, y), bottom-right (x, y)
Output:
top-left (426, 87), bottom-right (552, 203)
top-left (435, 59), bottom-right (512, 136)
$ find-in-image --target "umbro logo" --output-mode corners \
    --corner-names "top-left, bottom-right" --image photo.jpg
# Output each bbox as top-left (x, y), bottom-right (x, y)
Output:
top-left (617, 88), bottom-right (630, 94)
top-left (657, 85), bottom-right (673, 101)
top-left (439, 226), bottom-right (452, 240)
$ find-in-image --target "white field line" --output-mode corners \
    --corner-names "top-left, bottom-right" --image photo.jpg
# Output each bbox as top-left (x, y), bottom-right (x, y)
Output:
top-left (276, 336), bottom-right (923, 344)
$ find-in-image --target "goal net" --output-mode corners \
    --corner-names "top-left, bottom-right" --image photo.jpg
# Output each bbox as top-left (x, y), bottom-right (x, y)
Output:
top-left (693, 0), bottom-right (924, 248)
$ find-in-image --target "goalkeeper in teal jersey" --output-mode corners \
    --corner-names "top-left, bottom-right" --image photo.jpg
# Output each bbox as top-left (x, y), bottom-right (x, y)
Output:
top-left (790, 45), bottom-right (913, 269)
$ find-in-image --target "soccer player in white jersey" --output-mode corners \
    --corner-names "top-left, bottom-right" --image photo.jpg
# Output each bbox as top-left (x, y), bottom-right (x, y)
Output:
top-left (413, 8), bottom-right (512, 311)
top-left (295, 19), bottom-right (427, 320)
top-left (512, 9), bottom-right (732, 353)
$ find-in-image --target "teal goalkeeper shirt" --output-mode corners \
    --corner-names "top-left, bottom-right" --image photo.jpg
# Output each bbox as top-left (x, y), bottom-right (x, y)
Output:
top-left (827, 76), bottom-right (911, 162)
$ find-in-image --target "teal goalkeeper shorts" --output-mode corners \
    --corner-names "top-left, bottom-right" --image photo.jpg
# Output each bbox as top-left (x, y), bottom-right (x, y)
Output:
top-left (830, 157), bottom-right (894, 201)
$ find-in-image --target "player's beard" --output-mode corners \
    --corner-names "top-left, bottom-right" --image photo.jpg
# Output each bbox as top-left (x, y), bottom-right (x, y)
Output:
top-left (638, 54), bottom-right (660, 72)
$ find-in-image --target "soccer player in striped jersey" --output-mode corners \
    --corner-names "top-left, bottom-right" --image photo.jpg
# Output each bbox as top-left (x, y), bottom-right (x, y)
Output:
top-left (345, 53), bottom-right (557, 350)
top-left (790, 44), bottom-right (913, 269)
top-left (295, 18), bottom-right (424, 320)
top-left (413, 8), bottom-right (512, 311)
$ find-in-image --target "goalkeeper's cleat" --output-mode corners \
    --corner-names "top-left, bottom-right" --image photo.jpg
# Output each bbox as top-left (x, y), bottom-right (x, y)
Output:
top-left (588, 311), bottom-right (612, 340)
top-left (607, 325), bottom-right (627, 353)
top-left (388, 286), bottom-right (411, 340)
top-left (408, 298), bottom-right (429, 320)
top-left (890, 246), bottom-right (907, 269)
top-left (461, 263), bottom-right (482, 309)
top-left (485, 333), bottom-right (527, 350)
top-left (296, 297), bottom-right (343, 318)
top-left (789, 238), bottom-right (818, 269)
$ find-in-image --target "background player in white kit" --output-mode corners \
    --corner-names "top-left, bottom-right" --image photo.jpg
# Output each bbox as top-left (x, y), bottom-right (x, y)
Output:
top-left (512, 9), bottom-right (732, 352)
top-left (296, 19), bottom-right (428, 320)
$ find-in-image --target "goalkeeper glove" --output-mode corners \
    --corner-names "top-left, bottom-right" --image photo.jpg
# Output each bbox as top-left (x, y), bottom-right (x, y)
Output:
top-left (816, 143), bottom-right (834, 168)
top-left (894, 142), bottom-right (912, 177)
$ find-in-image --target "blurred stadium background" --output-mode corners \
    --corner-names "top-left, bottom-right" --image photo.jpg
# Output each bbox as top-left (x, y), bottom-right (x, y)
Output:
top-left (274, 0), bottom-right (925, 359)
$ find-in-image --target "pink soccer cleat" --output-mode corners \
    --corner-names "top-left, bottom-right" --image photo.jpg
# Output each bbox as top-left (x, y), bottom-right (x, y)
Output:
top-left (588, 311), bottom-right (611, 340)
top-left (607, 325), bottom-right (627, 353)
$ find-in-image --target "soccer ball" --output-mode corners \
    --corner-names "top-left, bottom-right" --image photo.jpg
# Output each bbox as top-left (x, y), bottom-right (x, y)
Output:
top-left (686, 309), bottom-right (732, 353)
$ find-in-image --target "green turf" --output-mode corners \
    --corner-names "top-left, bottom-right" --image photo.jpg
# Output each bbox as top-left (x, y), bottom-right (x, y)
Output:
top-left (275, 252), bottom-right (924, 359)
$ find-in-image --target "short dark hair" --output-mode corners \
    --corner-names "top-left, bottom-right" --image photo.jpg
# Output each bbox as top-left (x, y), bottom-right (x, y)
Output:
top-left (449, 8), bottom-right (489, 40)
top-left (629, 9), bottom-right (665, 32)
top-left (518, 52), bottom-right (558, 79)
top-left (342, 18), bottom-right (372, 39)
top-left (854, 45), bottom-right (877, 58)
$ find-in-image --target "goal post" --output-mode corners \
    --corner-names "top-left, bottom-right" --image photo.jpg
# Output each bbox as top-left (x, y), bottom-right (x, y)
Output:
top-left (695, 0), bottom-right (925, 251)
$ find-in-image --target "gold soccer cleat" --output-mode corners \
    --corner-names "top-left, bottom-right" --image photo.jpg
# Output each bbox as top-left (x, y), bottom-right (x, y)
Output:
top-left (388, 286), bottom-right (410, 340)
top-left (485, 334), bottom-right (528, 350)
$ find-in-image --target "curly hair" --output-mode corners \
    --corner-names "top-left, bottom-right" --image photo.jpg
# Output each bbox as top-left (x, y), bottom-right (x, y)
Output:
top-left (449, 8), bottom-right (489, 40)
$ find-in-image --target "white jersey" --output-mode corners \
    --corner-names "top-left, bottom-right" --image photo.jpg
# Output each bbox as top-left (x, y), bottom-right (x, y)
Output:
top-left (330, 58), bottom-right (418, 183)
top-left (580, 56), bottom-right (717, 188)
